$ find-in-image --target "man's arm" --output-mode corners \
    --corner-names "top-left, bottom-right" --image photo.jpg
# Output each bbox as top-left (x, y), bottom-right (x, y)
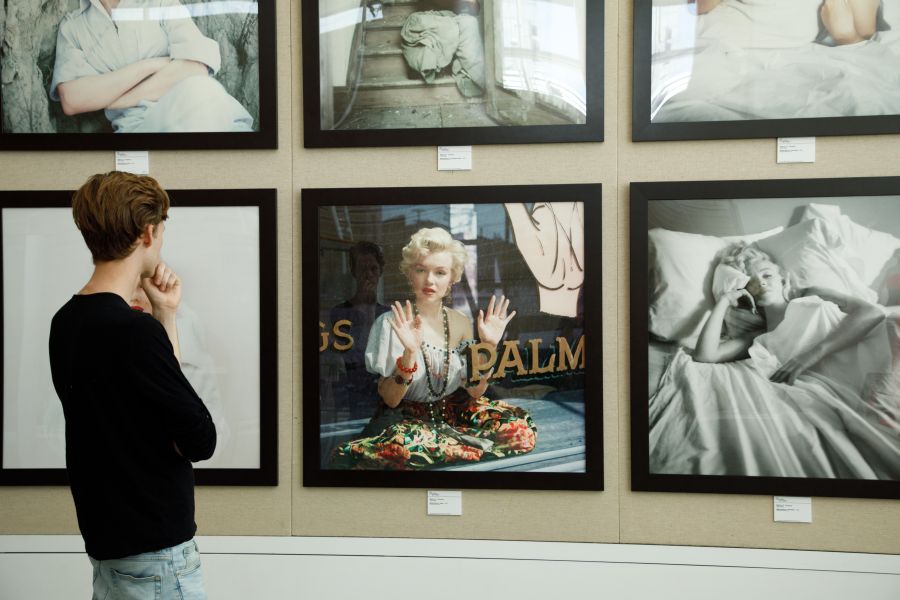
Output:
top-left (138, 262), bottom-right (215, 460)
top-left (56, 57), bottom-right (172, 116)
top-left (142, 262), bottom-right (183, 362)
top-left (132, 317), bottom-right (217, 462)
top-left (108, 59), bottom-right (209, 110)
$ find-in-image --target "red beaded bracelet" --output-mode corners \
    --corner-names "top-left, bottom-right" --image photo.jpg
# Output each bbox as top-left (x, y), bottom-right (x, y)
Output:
top-left (395, 356), bottom-right (418, 374)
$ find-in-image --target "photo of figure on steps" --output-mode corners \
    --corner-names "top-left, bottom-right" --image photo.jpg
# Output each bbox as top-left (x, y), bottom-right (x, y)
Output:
top-left (314, 0), bottom-right (592, 133)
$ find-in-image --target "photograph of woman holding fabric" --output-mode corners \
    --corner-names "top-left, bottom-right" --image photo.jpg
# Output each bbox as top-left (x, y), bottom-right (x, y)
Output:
top-left (0, 0), bottom-right (261, 135)
top-left (633, 184), bottom-right (900, 493)
top-left (309, 189), bottom-right (599, 483)
top-left (651, 243), bottom-right (899, 480)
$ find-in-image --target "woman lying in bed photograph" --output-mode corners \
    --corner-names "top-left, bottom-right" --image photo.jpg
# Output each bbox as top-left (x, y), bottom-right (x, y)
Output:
top-left (693, 0), bottom-right (886, 46)
top-left (649, 242), bottom-right (899, 481)
top-left (651, 0), bottom-right (900, 122)
top-left (693, 244), bottom-right (884, 381)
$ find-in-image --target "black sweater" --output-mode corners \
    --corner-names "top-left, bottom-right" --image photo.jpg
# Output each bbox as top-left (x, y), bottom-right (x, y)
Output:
top-left (49, 293), bottom-right (216, 560)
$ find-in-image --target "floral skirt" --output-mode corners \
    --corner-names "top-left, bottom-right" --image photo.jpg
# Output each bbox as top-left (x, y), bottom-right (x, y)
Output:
top-left (330, 395), bottom-right (538, 470)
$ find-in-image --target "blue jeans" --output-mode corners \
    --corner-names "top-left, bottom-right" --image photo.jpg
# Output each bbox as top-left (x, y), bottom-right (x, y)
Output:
top-left (89, 539), bottom-right (207, 600)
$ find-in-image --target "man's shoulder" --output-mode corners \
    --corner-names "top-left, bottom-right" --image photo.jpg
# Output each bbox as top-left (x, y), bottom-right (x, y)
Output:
top-left (52, 294), bottom-right (159, 336)
top-left (59, 2), bottom-right (91, 30)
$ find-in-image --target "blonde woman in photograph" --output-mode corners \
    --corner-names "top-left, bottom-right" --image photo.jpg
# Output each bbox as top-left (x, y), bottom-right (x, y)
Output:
top-left (649, 242), bottom-right (899, 480)
top-left (331, 227), bottom-right (537, 470)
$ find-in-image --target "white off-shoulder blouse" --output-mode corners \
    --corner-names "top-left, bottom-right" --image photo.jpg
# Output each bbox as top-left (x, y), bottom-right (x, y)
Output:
top-left (364, 311), bottom-right (476, 403)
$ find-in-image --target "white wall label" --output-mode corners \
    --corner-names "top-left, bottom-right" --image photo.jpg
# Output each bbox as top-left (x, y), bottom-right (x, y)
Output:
top-left (776, 137), bottom-right (815, 163)
top-left (774, 496), bottom-right (812, 523)
top-left (115, 151), bottom-right (150, 174)
top-left (427, 490), bottom-right (462, 516)
top-left (438, 146), bottom-right (473, 171)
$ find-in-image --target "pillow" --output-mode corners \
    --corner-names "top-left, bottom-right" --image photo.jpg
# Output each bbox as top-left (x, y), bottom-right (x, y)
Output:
top-left (754, 217), bottom-right (879, 303)
top-left (647, 225), bottom-right (783, 343)
top-left (801, 203), bottom-right (900, 301)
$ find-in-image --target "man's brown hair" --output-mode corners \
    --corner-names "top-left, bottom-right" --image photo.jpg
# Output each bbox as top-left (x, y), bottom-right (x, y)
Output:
top-left (72, 172), bottom-right (170, 263)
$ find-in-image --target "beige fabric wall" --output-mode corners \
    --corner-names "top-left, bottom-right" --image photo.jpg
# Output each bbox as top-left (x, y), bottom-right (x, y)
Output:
top-left (0, 0), bottom-right (897, 555)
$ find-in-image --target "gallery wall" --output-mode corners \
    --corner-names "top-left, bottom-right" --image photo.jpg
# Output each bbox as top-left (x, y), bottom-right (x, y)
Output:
top-left (0, 0), bottom-right (897, 556)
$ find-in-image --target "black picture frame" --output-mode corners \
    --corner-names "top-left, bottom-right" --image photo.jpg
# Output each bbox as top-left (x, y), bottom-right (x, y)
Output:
top-left (632, 0), bottom-right (900, 141)
top-left (0, 1), bottom-right (277, 151)
top-left (0, 189), bottom-right (277, 485)
top-left (302, 1), bottom-right (603, 147)
top-left (630, 176), bottom-right (900, 498)
top-left (302, 184), bottom-right (603, 490)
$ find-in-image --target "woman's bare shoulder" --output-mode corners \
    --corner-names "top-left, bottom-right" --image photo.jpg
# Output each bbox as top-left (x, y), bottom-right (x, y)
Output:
top-left (445, 307), bottom-right (474, 341)
top-left (445, 307), bottom-right (470, 325)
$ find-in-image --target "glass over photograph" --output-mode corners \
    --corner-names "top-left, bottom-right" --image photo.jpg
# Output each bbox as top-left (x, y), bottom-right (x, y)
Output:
top-left (633, 0), bottom-right (900, 139)
top-left (0, 190), bottom-right (277, 485)
top-left (0, 0), bottom-right (273, 148)
top-left (649, 0), bottom-right (900, 123)
top-left (631, 178), bottom-right (900, 498)
top-left (305, 0), bottom-right (603, 146)
top-left (318, 0), bottom-right (586, 129)
top-left (304, 185), bottom-right (603, 489)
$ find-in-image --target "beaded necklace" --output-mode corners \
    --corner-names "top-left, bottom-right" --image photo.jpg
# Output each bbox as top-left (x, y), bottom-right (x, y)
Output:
top-left (414, 303), bottom-right (451, 399)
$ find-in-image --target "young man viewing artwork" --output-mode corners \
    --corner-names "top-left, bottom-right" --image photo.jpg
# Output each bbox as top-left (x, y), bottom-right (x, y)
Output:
top-left (49, 171), bottom-right (216, 599)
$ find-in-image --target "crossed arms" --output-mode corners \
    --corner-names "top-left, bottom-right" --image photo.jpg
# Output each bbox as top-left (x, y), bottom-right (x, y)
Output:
top-left (57, 58), bottom-right (207, 116)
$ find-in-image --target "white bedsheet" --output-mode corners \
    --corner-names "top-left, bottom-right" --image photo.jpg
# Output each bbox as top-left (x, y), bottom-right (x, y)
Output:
top-left (651, 31), bottom-right (900, 122)
top-left (698, 0), bottom-right (823, 49)
top-left (648, 297), bottom-right (900, 479)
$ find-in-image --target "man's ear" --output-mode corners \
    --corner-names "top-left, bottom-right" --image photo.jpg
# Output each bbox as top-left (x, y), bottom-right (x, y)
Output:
top-left (140, 224), bottom-right (155, 247)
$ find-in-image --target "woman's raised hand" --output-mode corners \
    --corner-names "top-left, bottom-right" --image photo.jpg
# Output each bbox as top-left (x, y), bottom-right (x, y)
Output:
top-left (477, 295), bottom-right (516, 346)
top-left (388, 300), bottom-right (423, 354)
top-left (722, 288), bottom-right (757, 314)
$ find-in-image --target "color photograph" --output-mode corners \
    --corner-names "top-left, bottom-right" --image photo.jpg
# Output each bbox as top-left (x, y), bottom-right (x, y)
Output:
top-left (303, 185), bottom-right (603, 490)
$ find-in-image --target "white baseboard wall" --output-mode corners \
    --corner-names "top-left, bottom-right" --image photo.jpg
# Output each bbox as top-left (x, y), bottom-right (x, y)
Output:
top-left (1, 535), bottom-right (898, 599)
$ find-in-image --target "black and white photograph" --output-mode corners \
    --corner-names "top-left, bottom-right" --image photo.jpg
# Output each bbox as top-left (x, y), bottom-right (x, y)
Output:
top-left (303, 0), bottom-right (603, 147)
top-left (632, 0), bottom-right (900, 140)
top-left (302, 185), bottom-right (603, 490)
top-left (631, 178), bottom-right (900, 498)
top-left (0, 0), bottom-right (276, 150)
top-left (0, 189), bottom-right (277, 485)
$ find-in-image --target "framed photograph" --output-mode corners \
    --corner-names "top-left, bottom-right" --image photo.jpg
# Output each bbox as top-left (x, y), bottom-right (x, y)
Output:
top-left (632, 0), bottom-right (900, 141)
top-left (302, 0), bottom-right (603, 147)
top-left (0, 189), bottom-right (277, 485)
top-left (302, 184), bottom-right (602, 490)
top-left (630, 177), bottom-right (900, 498)
top-left (0, 0), bottom-right (276, 150)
